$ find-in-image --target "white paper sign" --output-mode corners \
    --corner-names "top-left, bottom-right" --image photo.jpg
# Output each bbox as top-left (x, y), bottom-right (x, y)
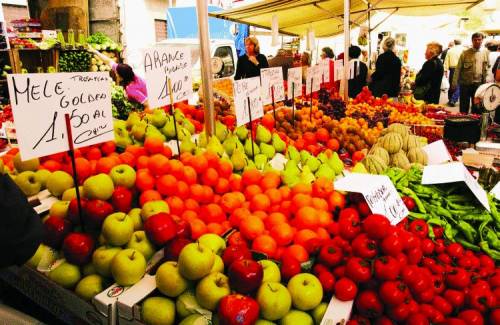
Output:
top-left (335, 173), bottom-right (409, 225)
top-left (269, 153), bottom-right (287, 171)
top-left (305, 66), bottom-right (321, 95)
top-left (143, 47), bottom-right (192, 108)
top-left (334, 59), bottom-right (344, 81)
top-left (287, 67), bottom-right (302, 99)
top-left (260, 67), bottom-right (285, 105)
top-left (233, 77), bottom-right (263, 127)
top-left (422, 162), bottom-right (490, 211)
top-left (42, 30), bottom-right (57, 40)
top-left (320, 296), bottom-right (353, 325)
top-left (490, 182), bottom-right (500, 201)
top-left (319, 59), bottom-right (330, 83)
top-left (423, 140), bottom-right (452, 165)
top-left (7, 73), bottom-right (113, 161)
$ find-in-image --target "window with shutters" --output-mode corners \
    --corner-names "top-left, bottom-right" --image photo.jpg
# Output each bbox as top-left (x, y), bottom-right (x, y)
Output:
top-left (155, 19), bottom-right (167, 42)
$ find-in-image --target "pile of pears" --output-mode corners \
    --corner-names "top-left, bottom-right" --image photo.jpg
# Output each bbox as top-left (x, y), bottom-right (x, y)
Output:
top-left (114, 108), bottom-right (197, 148)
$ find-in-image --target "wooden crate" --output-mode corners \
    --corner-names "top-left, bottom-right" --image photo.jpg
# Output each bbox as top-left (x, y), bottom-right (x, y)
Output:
top-left (10, 48), bottom-right (58, 73)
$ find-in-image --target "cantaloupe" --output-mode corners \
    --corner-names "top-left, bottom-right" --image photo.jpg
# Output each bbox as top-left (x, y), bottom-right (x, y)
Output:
top-left (407, 147), bottom-right (428, 165)
top-left (391, 151), bottom-right (411, 170)
top-left (379, 132), bottom-right (403, 154)
top-left (362, 155), bottom-right (388, 174)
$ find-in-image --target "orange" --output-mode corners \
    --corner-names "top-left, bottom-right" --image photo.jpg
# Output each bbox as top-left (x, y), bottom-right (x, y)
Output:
top-left (156, 174), bottom-right (177, 196)
top-left (148, 154), bottom-right (169, 176)
top-left (201, 167), bottom-right (219, 187)
top-left (215, 178), bottom-right (230, 194)
top-left (136, 156), bottom-right (150, 170)
top-left (136, 169), bottom-right (155, 192)
top-left (283, 244), bottom-right (309, 263)
top-left (250, 193), bottom-right (271, 212)
top-left (86, 147), bottom-right (102, 160)
top-left (260, 171), bottom-right (281, 190)
top-left (96, 156), bottom-right (117, 174)
top-left (229, 207), bottom-right (251, 228)
top-left (189, 184), bottom-right (205, 202)
top-left (312, 177), bottom-right (334, 199)
top-left (190, 155), bottom-right (208, 174)
top-left (228, 231), bottom-right (247, 247)
top-left (318, 210), bottom-right (333, 227)
top-left (182, 166), bottom-right (198, 185)
top-left (144, 136), bottom-right (164, 154)
top-left (312, 198), bottom-right (329, 211)
top-left (74, 157), bottom-right (92, 184)
top-left (217, 160), bottom-right (233, 179)
top-left (119, 152), bottom-right (136, 167)
top-left (270, 223), bottom-right (294, 246)
top-left (200, 203), bottom-right (225, 224)
top-left (242, 169), bottom-right (262, 187)
top-left (162, 145), bottom-right (173, 159)
top-left (253, 211), bottom-right (268, 221)
top-left (291, 193), bottom-right (313, 212)
top-left (176, 181), bottom-right (190, 200)
top-left (291, 183), bottom-right (312, 196)
top-left (166, 196), bottom-right (184, 215)
top-left (279, 200), bottom-right (292, 219)
top-left (179, 152), bottom-right (193, 165)
top-left (207, 222), bottom-right (224, 235)
top-left (239, 216), bottom-right (265, 240)
top-left (229, 174), bottom-right (242, 192)
top-left (265, 188), bottom-right (282, 205)
top-left (233, 192), bottom-right (246, 204)
top-left (181, 210), bottom-right (198, 222)
top-left (328, 191), bottom-right (346, 211)
top-left (139, 189), bottom-right (162, 206)
top-left (168, 159), bottom-right (185, 179)
top-left (279, 186), bottom-right (291, 200)
top-left (201, 185), bottom-right (214, 204)
top-left (125, 145), bottom-right (147, 158)
top-left (316, 227), bottom-right (330, 241)
top-left (220, 193), bottom-right (241, 214)
top-left (252, 235), bottom-right (277, 259)
top-left (100, 141), bottom-right (116, 155)
top-left (42, 160), bottom-right (62, 172)
top-left (265, 212), bottom-right (287, 229)
top-left (244, 184), bottom-right (262, 201)
top-left (203, 151), bottom-right (220, 169)
top-left (294, 229), bottom-right (318, 247)
top-left (189, 219), bottom-right (207, 239)
top-left (184, 198), bottom-right (200, 212)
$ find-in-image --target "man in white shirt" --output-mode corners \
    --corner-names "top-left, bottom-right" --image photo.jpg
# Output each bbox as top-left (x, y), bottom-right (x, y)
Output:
top-left (444, 39), bottom-right (463, 106)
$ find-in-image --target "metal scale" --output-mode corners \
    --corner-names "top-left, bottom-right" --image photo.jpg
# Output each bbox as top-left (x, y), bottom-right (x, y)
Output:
top-left (475, 83), bottom-right (500, 157)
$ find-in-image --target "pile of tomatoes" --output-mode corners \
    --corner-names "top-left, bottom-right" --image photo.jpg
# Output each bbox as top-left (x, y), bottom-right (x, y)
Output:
top-left (308, 198), bottom-right (499, 325)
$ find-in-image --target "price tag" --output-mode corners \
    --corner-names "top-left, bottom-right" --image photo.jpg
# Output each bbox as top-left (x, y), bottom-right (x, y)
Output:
top-left (319, 58), bottom-right (330, 83)
top-left (320, 296), bottom-right (353, 325)
top-left (422, 162), bottom-right (490, 211)
top-left (260, 67), bottom-right (285, 105)
top-left (143, 46), bottom-right (192, 108)
top-left (7, 73), bottom-right (113, 161)
top-left (334, 59), bottom-right (344, 81)
top-left (233, 76), bottom-right (263, 127)
top-left (305, 66), bottom-right (321, 95)
top-left (490, 182), bottom-right (500, 201)
top-left (268, 153), bottom-right (287, 171)
top-left (42, 30), bottom-right (57, 40)
top-left (335, 173), bottom-right (409, 225)
top-left (287, 67), bottom-right (302, 99)
top-left (422, 140), bottom-right (452, 165)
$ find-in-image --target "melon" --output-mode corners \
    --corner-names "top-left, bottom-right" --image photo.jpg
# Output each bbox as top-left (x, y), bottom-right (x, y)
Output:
top-left (387, 123), bottom-right (409, 138)
top-left (403, 135), bottom-right (422, 152)
top-left (407, 147), bottom-right (428, 165)
top-left (380, 132), bottom-right (403, 154)
top-left (369, 146), bottom-right (390, 165)
top-left (362, 155), bottom-right (388, 174)
top-left (391, 151), bottom-right (411, 170)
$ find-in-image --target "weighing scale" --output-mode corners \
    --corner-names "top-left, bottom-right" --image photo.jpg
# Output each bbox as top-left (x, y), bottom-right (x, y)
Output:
top-left (475, 83), bottom-right (500, 163)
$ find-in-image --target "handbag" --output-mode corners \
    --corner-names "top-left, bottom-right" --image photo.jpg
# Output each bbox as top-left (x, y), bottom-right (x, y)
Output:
top-left (413, 83), bottom-right (431, 100)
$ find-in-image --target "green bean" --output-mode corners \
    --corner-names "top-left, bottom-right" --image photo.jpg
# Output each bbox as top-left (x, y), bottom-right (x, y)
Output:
top-left (409, 212), bottom-right (429, 220)
top-left (485, 228), bottom-right (500, 250)
top-left (401, 188), bottom-right (426, 213)
top-left (456, 237), bottom-right (481, 251)
top-left (479, 241), bottom-right (500, 260)
top-left (457, 220), bottom-right (477, 243)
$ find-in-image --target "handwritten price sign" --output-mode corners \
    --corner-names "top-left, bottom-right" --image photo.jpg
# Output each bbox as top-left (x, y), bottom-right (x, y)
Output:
top-left (7, 73), bottom-right (113, 161)
top-left (260, 67), bottom-right (284, 105)
top-left (143, 46), bottom-right (192, 108)
top-left (287, 67), bottom-right (302, 99)
top-left (233, 76), bottom-right (263, 127)
top-left (305, 66), bottom-right (321, 95)
top-left (319, 59), bottom-right (330, 83)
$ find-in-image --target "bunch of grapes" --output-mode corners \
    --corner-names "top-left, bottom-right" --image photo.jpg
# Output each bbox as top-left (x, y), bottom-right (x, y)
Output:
top-left (321, 98), bottom-right (346, 120)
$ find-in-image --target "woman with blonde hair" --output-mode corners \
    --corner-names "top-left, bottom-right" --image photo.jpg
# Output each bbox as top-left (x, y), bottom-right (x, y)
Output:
top-left (369, 37), bottom-right (402, 98)
top-left (235, 36), bottom-right (269, 80)
top-left (414, 42), bottom-right (444, 104)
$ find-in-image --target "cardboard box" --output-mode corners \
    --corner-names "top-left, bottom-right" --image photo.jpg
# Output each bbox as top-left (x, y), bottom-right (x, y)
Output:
top-left (0, 265), bottom-right (110, 325)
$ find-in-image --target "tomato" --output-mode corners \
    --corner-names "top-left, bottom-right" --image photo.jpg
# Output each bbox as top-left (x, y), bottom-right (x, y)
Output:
top-left (318, 244), bottom-right (344, 267)
top-left (458, 309), bottom-right (484, 325)
top-left (352, 234), bottom-right (378, 259)
top-left (434, 239), bottom-right (446, 253)
top-left (379, 281), bottom-right (408, 306)
top-left (432, 275), bottom-right (446, 295)
top-left (419, 304), bottom-right (444, 323)
top-left (443, 289), bottom-right (465, 308)
top-left (339, 207), bottom-right (360, 223)
top-left (334, 277), bottom-right (358, 301)
top-left (479, 254), bottom-right (495, 271)
top-left (390, 302), bottom-right (410, 321)
top-left (395, 253), bottom-right (408, 266)
top-left (409, 219), bottom-right (428, 238)
top-left (345, 257), bottom-right (372, 283)
top-left (429, 262), bottom-right (446, 276)
top-left (381, 234), bottom-right (404, 257)
top-left (437, 253), bottom-right (452, 265)
top-left (420, 238), bottom-right (435, 256)
top-left (338, 218), bottom-right (361, 240)
top-left (356, 201), bottom-right (371, 217)
top-left (446, 242), bottom-right (464, 259)
top-left (467, 288), bottom-right (497, 312)
top-left (409, 273), bottom-right (432, 294)
top-left (446, 267), bottom-right (470, 289)
top-left (402, 196), bottom-right (416, 211)
top-left (489, 309), bottom-right (500, 325)
top-left (432, 295), bottom-right (453, 315)
top-left (457, 255), bottom-right (474, 270)
top-left (445, 318), bottom-right (467, 325)
top-left (374, 316), bottom-right (394, 325)
top-left (406, 313), bottom-right (429, 325)
top-left (362, 214), bottom-right (390, 240)
top-left (348, 315), bottom-right (370, 325)
top-left (401, 265), bottom-right (419, 284)
top-left (355, 290), bottom-right (383, 318)
top-left (415, 287), bottom-right (435, 303)
top-left (405, 233), bottom-right (421, 250)
top-left (493, 287), bottom-right (500, 302)
top-left (374, 256), bottom-right (400, 281)
top-left (333, 265), bottom-right (346, 278)
top-left (471, 279), bottom-right (490, 292)
top-left (407, 247), bottom-right (423, 265)
top-left (488, 271), bottom-right (500, 288)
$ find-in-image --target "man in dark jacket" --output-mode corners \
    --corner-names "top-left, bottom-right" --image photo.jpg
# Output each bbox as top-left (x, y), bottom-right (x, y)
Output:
top-left (369, 37), bottom-right (402, 98)
top-left (348, 46), bottom-right (368, 98)
top-left (415, 42), bottom-right (444, 104)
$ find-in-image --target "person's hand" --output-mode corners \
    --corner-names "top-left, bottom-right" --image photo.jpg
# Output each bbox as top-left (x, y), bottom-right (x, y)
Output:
top-left (248, 55), bottom-right (259, 66)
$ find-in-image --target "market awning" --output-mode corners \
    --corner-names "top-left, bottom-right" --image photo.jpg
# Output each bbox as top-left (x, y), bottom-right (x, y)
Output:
top-left (209, 0), bottom-right (485, 37)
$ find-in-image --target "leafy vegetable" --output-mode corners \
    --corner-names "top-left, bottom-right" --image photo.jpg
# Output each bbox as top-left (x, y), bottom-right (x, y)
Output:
top-left (59, 50), bottom-right (91, 72)
top-left (111, 83), bottom-right (142, 120)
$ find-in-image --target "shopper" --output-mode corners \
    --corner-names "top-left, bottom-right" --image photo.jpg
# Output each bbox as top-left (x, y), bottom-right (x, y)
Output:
top-left (486, 40), bottom-right (499, 83)
top-left (452, 32), bottom-right (490, 114)
top-left (320, 47), bottom-right (336, 90)
top-left (321, 47), bottom-right (335, 60)
top-left (268, 48), bottom-right (294, 80)
top-left (348, 45), bottom-right (368, 98)
top-left (440, 41), bottom-right (454, 62)
top-left (91, 48), bottom-right (149, 110)
top-left (301, 51), bottom-right (311, 83)
top-left (369, 37), bottom-right (402, 98)
top-left (444, 39), bottom-right (464, 106)
top-left (414, 42), bottom-right (444, 104)
top-left (234, 36), bottom-right (269, 80)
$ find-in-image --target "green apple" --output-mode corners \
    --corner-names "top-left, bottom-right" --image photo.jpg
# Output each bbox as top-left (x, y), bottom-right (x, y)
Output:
top-left (126, 231), bottom-right (155, 260)
top-left (110, 164), bottom-right (136, 188)
top-left (156, 261), bottom-right (190, 298)
top-left (110, 249), bottom-right (147, 286)
top-left (178, 243), bottom-right (215, 281)
top-left (141, 200), bottom-right (169, 221)
top-left (179, 314), bottom-right (212, 325)
top-left (287, 273), bottom-right (323, 311)
top-left (13, 153), bottom-right (39, 172)
top-left (82, 263), bottom-right (97, 276)
top-left (198, 234), bottom-right (226, 255)
top-left (257, 282), bottom-right (292, 321)
top-left (280, 310), bottom-right (313, 325)
top-left (259, 260), bottom-right (281, 283)
top-left (61, 186), bottom-right (85, 201)
top-left (34, 169), bottom-right (51, 189)
top-left (26, 244), bottom-right (49, 268)
top-left (256, 320), bottom-right (277, 325)
top-left (311, 302), bottom-right (328, 325)
top-left (128, 208), bottom-right (143, 230)
top-left (46, 171), bottom-right (74, 197)
top-left (210, 255), bottom-right (224, 273)
top-left (49, 201), bottom-right (70, 219)
top-left (102, 212), bottom-right (134, 246)
top-left (75, 274), bottom-right (104, 300)
top-left (195, 272), bottom-right (231, 311)
top-left (48, 261), bottom-right (81, 289)
top-left (14, 171), bottom-right (41, 196)
top-left (92, 246), bottom-right (122, 277)
top-left (176, 289), bottom-right (206, 319)
top-left (141, 296), bottom-right (175, 325)
top-left (83, 173), bottom-right (115, 201)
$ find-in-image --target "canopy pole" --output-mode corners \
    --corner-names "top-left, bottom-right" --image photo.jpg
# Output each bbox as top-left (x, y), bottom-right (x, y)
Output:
top-left (368, 6), bottom-right (372, 69)
top-left (196, 0), bottom-right (215, 136)
top-left (343, 0), bottom-right (350, 101)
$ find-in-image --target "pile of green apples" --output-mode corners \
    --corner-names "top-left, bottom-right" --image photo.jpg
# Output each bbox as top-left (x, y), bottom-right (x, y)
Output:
top-left (140, 233), bottom-right (327, 325)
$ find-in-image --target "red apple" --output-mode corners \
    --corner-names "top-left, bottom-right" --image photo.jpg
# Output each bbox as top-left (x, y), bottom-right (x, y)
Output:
top-left (228, 259), bottom-right (263, 294)
top-left (218, 294), bottom-right (259, 325)
top-left (222, 245), bottom-right (252, 268)
top-left (174, 218), bottom-right (192, 239)
top-left (111, 186), bottom-right (133, 213)
top-left (144, 213), bottom-right (177, 246)
top-left (280, 255), bottom-right (301, 281)
top-left (318, 270), bottom-right (336, 293)
top-left (227, 231), bottom-right (248, 248)
top-left (164, 238), bottom-right (192, 261)
top-left (304, 237), bottom-right (323, 255)
top-left (83, 199), bottom-right (113, 227)
top-left (62, 232), bottom-right (94, 265)
top-left (43, 216), bottom-right (72, 248)
top-left (67, 197), bottom-right (88, 225)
